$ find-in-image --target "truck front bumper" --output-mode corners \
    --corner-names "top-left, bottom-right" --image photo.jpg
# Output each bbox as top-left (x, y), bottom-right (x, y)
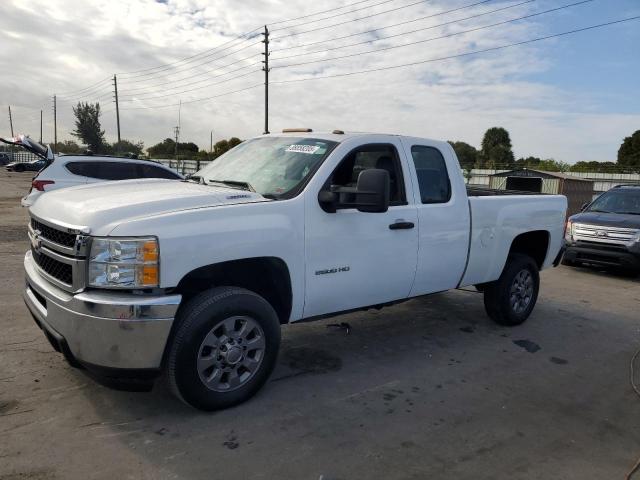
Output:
top-left (23, 251), bottom-right (181, 390)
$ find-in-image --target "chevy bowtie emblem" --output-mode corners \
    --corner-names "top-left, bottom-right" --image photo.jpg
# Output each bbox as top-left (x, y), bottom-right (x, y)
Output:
top-left (31, 229), bottom-right (42, 252)
top-left (596, 230), bottom-right (608, 237)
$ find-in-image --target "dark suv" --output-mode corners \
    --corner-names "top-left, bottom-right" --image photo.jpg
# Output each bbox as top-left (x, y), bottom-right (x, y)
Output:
top-left (563, 185), bottom-right (640, 275)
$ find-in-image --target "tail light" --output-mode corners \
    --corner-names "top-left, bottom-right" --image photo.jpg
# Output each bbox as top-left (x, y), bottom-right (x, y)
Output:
top-left (32, 180), bottom-right (54, 191)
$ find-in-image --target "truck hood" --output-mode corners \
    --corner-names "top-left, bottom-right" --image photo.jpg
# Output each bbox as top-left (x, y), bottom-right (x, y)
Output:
top-left (29, 179), bottom-right (269, 234)
top-left (570, 211), bottom-right (640, 229)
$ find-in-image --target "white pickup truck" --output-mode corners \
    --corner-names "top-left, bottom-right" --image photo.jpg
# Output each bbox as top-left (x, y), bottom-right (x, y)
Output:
top-left (23, 131), bottom-right (567, 410)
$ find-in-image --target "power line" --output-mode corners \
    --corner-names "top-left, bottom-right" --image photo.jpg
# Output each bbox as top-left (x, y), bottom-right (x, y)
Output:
top-left (271, 0), bottom-right (593, 68)
top-left (118, 69), bottom-right (261, 102)
top-left (270, 15), bottom-right (640, 85)
top-left (271, 0), bottom-right (401, 32)
top-left (117, 26), bottom-right (263, 78)
top-left (271, 0), bottom-right (435, 41)
top-left (269, 0), bottom-right (396, 26)
top-left (55, 76), bottom-right (112, 97)
top-left (271, 0), bottom-right (531, 53)
top-left (118, 41), bottom-right (262, 84)
top-left (119, 56), bottom-right (262, 96)
top-left (119, 83), bottom-right (263, 110)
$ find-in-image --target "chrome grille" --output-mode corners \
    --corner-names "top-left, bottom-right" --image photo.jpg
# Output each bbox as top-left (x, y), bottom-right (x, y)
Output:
top-left (573, 223), bottom-right (639, 246)
top-left (28, 215), bottom-right (89, 292)
top-left (32, 248), bottom-right (73, 285)
top-left (30, 217), bottom-right (77, 248)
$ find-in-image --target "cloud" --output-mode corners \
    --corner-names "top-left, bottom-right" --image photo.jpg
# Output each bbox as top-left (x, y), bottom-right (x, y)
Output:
top-left (0, 0), bottom-right (638, 162)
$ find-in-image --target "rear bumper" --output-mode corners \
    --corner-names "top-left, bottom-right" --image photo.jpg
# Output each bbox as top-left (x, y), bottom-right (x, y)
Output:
top-left (23, 251), bottom-right (181, 390)
top-left (564, 243), bottom-right (640, 270)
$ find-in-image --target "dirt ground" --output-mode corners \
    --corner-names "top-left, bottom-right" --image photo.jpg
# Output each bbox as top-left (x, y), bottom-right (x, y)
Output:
top-left (1, 170), bottom-right (639, 480)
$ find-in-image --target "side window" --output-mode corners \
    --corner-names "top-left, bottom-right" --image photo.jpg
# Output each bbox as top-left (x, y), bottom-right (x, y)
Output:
top-left (65, 161), bottom-right (98, 177)
top-left (329, 144), bottom-right (406, 205)
top-left (139, 163), bottom-right (181, 179)
top-left (411, 146), bottom-right (451, 204)
top-left (96, 162), bottom-right (140, 180)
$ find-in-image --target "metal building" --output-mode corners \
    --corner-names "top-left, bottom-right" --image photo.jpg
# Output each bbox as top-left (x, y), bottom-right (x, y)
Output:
top-left (489, 168), bottom-right (594, 216)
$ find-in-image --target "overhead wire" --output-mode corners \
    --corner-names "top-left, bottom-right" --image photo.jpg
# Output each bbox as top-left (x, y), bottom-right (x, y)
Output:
top-left (271, 0), bottom-right (532, 53)
top-left (271, 0), bottom-right (593, 68)
top-left (269, 15), bottom-right (640, 84)
top-left (270, 0), bottom-right (436, 41)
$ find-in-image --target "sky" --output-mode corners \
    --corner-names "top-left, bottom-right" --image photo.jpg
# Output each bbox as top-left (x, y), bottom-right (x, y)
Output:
top-left (0, 0), bottom-right (638, 163)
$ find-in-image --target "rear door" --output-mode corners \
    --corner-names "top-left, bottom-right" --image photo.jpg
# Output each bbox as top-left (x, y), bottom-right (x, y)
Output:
top-left (303, 138), bottom-right (419, 318)
top-left (400, 138), bottom-right (471, 295)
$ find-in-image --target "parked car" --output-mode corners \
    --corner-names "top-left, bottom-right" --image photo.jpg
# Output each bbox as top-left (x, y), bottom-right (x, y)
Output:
top-left (6, 158), bottom-right (47, 172)
top-left (21, 155), bottom-right (183, 206)
top-left (0, 152), bottom-right (11, 165)
top-left (563, 184), bottom-right (640, 275)
top-left (22, 130), bottom-right (567, 410)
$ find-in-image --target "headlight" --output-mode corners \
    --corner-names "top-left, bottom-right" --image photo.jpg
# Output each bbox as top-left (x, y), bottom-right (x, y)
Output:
top-left (564, 220), bottom-right (574, 241)
top-left (88, 237), bottom-right (159, 288)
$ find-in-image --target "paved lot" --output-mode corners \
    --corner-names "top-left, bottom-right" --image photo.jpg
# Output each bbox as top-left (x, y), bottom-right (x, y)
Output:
top-left (1, 170), bottom-right (639, 480)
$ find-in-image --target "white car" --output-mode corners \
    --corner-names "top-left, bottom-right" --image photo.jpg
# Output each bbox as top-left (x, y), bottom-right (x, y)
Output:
top-left (21, 155), bottom-right (183, 206)
top-left (24, 130), bottom-right (567, 410)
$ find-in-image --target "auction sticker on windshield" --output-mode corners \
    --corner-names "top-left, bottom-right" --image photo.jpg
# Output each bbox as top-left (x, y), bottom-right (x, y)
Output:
top-left (285, 144), bottom-right (321, 154)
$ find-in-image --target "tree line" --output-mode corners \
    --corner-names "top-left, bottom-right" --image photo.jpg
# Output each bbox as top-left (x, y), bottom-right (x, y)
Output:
top-left (63, 102), bottom-right (640, 172)
top-left (60, 102), bottom-right (242, 160)
top-left (449, 127), bottom-right (640, 173)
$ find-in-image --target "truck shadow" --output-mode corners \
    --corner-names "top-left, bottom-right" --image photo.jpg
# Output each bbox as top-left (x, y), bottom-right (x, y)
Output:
top-left (70, 286), bottom-right (637, 478)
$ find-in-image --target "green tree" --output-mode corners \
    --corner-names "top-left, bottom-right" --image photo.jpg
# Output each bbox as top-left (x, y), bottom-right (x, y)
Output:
top-left (448, 141), bottom-right (477, 170)
top-left (71, 102), bottom-right (106, 153)
top-left (617, 130), bottom-right (640, 169)
top-left (111, 139), bottom-right (144, 156)
top-left (53, 140), bottom-right (83, 154)
top-left (569, 161), bottom-right (618, 172)
top-left (147, 138), bottom-right (199, 159)
top-left (515, 157), bottom-right (570, 172)
top-left (478, 127), bottom-right (515, 169)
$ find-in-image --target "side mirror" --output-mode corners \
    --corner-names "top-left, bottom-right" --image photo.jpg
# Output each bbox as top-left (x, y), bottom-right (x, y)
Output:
top-left (355, 168), bottom-right (390, 213)
top-left (318, 190), bottom-right (338, 213)
top-left (318, 168), bottom-right (390, 213)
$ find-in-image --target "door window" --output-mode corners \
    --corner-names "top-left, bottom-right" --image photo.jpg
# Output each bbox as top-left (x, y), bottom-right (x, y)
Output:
top-left (328, 144), bottom-right (406, 205)
top-left (410, 146), bottom-right (451, 204)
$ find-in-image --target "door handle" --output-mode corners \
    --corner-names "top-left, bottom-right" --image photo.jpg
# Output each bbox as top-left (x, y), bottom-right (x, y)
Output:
top-left (389, 221), bottom-right (415, 230)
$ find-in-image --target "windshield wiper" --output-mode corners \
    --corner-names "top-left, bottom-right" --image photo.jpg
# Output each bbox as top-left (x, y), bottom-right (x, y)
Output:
top-left (588, 209), bottom-right (611, 213)
top-left (207, 179), bottom-right (255, 192)
top-left (616, 211), bottom-right (640, 215)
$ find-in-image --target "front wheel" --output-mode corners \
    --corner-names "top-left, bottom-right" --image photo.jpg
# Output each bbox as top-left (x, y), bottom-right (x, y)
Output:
top-left (483, 254), bottom-right (540, 326)
top-left (166, 287), bottom-right (281, 411)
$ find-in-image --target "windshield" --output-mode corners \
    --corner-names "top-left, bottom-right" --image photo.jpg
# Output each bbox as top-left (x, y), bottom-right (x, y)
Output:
top-left (587, 189), bottom-right (640, 215)
top-left (195, 136), bottom-right (338, 198)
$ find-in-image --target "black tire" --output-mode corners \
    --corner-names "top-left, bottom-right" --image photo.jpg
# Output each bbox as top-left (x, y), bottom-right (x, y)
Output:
top-left (14, 164), bottom-right (25, 172)
top-left (483, 253), bottom-right (540, 326)
top-left (167, 286), bottom-right (281, 411)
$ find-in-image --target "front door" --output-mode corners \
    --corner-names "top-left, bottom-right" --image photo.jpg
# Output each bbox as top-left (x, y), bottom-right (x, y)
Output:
top-left (303, 140), bottom-right (419, 318)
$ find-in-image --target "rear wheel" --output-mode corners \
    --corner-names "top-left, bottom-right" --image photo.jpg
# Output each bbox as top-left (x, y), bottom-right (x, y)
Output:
top-left (167, 286), bottom-right (281, 411)
top-left (14, 164), bottom-right (25, 172)
top-left (483, 254), bottom-right (540, 326)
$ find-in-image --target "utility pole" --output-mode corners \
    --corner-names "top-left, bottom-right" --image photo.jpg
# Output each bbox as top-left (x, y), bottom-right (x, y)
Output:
top-left (113, 74), bottom-right (121, 144)
top-left (261, 25), bottom-right (270, 134)
top-left (8, 106), bottom-right (14, 137)
top-left (210, 130), bottom-right (213, 153)
top-left (40, 110), bottom-right (43, 143)
top-left (173, 126), bottom-right (180, 158)
top-left (53, 95), bottom-right (57, 153)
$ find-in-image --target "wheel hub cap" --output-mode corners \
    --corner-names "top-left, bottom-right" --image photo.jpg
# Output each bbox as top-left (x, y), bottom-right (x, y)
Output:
top-left (196, 315), bottom-right (266, 392)
top-left (223, 345), bottom-right (243, 365)
top-left (510, 269), bottom-right (534, 314)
